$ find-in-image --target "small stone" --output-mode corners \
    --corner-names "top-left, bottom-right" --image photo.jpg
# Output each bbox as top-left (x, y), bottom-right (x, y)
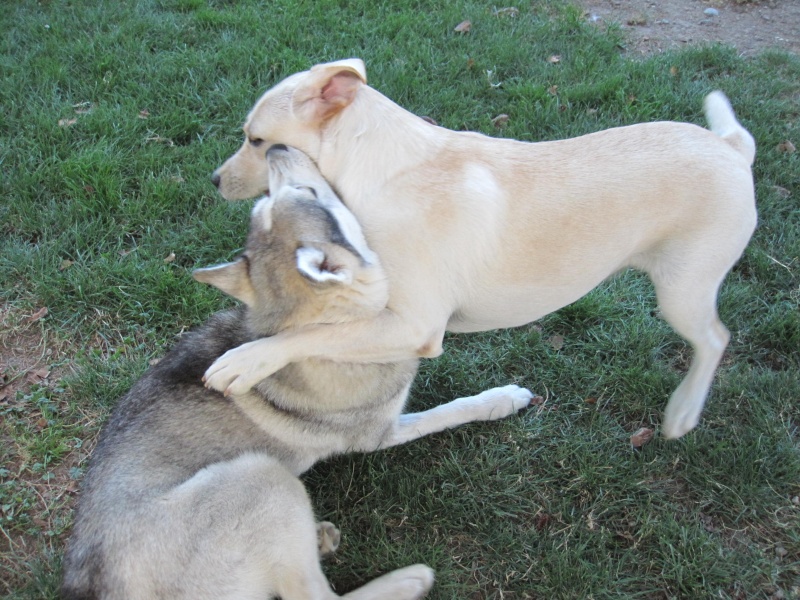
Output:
top-left (627, 13), bottom-right (647, 26)
top-left (704, 8), bottom-right (719, 17)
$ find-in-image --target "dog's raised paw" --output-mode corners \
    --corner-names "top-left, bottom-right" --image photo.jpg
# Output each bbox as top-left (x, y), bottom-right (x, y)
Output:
top-left (203, 338), bottom-right (289, 396)
top-left (316, 521), bottom-right (341, 556)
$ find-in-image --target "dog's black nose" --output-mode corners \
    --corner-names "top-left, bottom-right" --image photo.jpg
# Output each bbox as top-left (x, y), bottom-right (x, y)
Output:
top-left (266, 144), bottom-right (288, 156)
top-left (211, 172), bottom-right (221, 188)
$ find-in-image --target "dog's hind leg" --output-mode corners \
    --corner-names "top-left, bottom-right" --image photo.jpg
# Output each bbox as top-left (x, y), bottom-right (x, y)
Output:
top-left (647, 249), bottom-right (735, 439)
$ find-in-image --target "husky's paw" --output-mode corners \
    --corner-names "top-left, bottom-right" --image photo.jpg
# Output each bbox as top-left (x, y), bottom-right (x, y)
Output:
top-left (467, 385), bottom-right (534, 421)
top-left (376, 565), bottom-right (435, 599)
top-left (203, 339), bottom-right (287, 396)
top-left (317, 521), bottom-right (341, 557)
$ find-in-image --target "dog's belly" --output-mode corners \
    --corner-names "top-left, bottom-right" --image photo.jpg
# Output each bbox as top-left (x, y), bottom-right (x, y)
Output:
top-left (446, 281), bottom-right (601, 333)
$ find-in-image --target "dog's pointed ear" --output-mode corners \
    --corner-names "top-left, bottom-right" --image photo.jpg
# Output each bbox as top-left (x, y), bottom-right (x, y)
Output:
top-left (193, 258), bottom-right (257, 306)
top-left (293, 59), bottom-right (367, 122)
top-left (296, 245), bottom-right (356, 285)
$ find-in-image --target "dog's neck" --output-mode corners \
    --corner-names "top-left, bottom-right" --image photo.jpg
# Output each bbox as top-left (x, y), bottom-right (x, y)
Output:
top-left (317, 86), bottom-right (441, 206)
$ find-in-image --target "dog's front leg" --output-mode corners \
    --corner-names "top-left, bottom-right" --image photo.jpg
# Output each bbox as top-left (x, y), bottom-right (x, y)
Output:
top-left (203, 309), bottom-right (445, 396)
top-left (377, 385), bottom-right (534, 449)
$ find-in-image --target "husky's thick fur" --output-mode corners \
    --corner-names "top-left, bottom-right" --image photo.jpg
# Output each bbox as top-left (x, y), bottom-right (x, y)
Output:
top-left (208, 58), bottom-right (757, 438)
top-left (61, 145), bottom-right (532, 600)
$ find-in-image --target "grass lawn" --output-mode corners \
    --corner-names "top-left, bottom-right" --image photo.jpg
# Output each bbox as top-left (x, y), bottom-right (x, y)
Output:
top-left (1, 0), bottom-right (798, 598)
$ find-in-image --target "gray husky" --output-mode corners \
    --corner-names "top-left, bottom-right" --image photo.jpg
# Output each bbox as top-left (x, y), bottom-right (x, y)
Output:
top-left (61, 145), bottom-right (533, 600)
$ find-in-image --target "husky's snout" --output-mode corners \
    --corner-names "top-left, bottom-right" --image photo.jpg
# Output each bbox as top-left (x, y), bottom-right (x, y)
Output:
top-left (265, 144), bottom-right (326, 198)
top-left (266, 143), bottom-right (289, 155)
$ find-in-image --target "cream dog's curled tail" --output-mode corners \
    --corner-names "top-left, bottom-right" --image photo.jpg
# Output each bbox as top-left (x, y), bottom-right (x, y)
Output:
top-left (704, 91), bottom-right (756, 166)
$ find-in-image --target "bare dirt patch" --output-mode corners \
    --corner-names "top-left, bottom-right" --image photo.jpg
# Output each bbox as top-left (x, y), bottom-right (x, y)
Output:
top-left (579, 0), bottom-right (800, 56)
top-left (0, 303), bottom-right (93, 594)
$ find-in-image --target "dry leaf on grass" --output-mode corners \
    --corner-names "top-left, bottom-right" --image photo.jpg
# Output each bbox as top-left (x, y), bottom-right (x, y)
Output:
top-left (492, 114), bottom-right (509, 128)
top-left (59, 259), bottom-right (74, 271)
top-left (58, 118), bottom-right (77, 128)
top-left (630, 427), bottom-right (654, 449)
top-left (26, 368), bottom-right (50, 385)
top-left (547, 55), bottom-right (561, 64)
top-left (163, 252), bottom-right (176, 264)
top-left (776, 140), bottom-right (796, 153)
top-left (548, 334), bottom-right (564, 350)
top-left (138, 109), bottom-right (150, 119)
top-left (533, 512), bottom-right (551, 530)
top-left (547, 85), bottom-right (558, 96)
top-left (454, 20), bottom-right (471, 33)
top-left (26, 307), bottom-right (49, 323)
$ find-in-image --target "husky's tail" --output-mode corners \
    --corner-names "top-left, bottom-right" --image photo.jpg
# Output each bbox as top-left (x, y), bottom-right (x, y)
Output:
top-left (704, 91), bottom-right (756, 166)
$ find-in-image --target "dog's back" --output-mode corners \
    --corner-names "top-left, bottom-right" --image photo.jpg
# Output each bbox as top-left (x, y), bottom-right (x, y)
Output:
top-left (61, 148), bottom-right (418, 599)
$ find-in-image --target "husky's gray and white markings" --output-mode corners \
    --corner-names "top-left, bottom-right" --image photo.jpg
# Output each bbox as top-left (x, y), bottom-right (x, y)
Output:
top-left (61, 145), bottom-right (532, 600)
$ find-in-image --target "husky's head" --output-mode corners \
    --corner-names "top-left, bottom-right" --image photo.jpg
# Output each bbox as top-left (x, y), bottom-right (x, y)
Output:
top-left (194, 145), bottom-right (388, 335)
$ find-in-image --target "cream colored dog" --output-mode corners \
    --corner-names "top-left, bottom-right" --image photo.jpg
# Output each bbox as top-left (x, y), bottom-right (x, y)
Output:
top-left (208, 58), bottom-right (756, 439)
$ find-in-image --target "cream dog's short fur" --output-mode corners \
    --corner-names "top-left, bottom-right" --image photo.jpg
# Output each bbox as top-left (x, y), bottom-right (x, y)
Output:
top-left (208, 58), bottom-right (756, 439)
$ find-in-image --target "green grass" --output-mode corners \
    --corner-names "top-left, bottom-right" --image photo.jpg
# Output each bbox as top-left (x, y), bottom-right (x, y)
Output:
top-left (1, 0), bottom-right (799, 598)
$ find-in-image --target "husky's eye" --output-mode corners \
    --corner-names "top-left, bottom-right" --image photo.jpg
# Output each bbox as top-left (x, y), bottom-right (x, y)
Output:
top-left (297, 186), bottom-right (318, 199)
top-left (249, 137), bottom-right (264, 147)
top-left (239, 254), bottom-right (251, 275)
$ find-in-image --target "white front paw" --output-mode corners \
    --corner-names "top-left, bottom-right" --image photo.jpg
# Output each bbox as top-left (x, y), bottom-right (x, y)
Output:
top-left (203, 339), bottom-right (284, 396)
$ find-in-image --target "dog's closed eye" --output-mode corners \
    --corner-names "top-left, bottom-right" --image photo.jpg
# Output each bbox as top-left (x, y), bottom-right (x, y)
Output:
top-left (249, 137), bottom-right (265, 147)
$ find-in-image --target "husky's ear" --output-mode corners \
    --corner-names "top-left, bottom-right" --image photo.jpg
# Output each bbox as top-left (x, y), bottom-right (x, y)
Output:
top-left (293, 59), bottom-right (367, 122)
top-left (296, 245), bottom-right (356, 285)
top-left (193, 258), bottom-right (257, 306)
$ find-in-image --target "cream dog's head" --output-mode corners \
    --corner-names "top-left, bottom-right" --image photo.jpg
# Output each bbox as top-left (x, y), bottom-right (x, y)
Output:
top-left (212, 59), bottom-right (367, 201)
